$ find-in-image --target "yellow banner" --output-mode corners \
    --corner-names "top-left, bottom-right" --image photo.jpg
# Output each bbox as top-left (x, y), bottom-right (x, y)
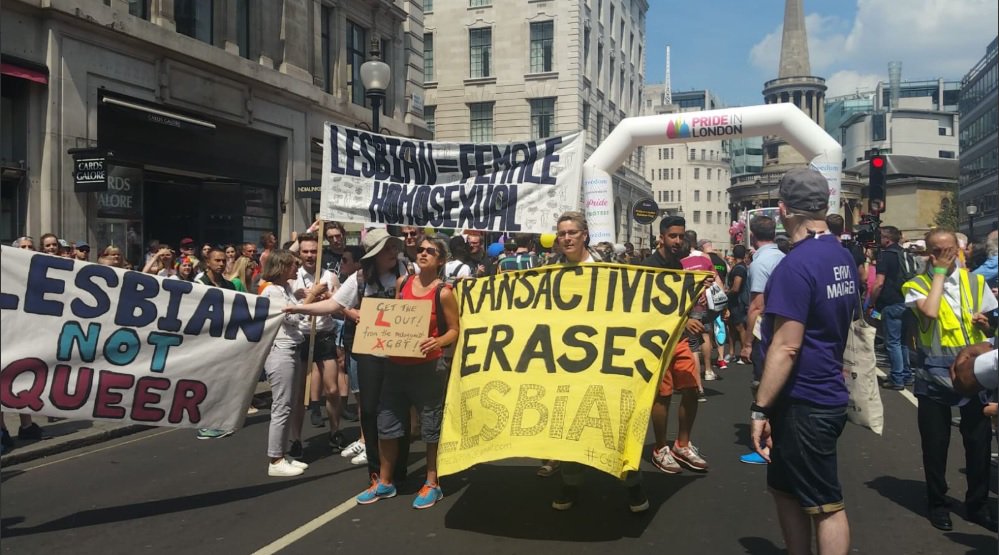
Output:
top-left (438, 263), bottom-right (708, 479)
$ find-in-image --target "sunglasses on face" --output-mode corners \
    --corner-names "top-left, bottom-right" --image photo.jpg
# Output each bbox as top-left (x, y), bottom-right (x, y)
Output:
top-left (416, 246), bottom-right (439, 256)
top-left (403, 231), bottom-right (420, 238)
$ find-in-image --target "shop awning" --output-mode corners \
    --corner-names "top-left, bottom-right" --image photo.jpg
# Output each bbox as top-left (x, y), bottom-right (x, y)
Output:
top-left (1, 62), bottom-right (48, 84)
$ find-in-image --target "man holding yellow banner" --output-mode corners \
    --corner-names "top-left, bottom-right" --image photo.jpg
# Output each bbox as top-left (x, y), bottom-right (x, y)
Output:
top-left (438, 211), bottom-right (708, 513)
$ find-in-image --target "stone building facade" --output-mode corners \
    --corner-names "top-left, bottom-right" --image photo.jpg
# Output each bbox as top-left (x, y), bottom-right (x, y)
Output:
top-left (423, 0), bottom-right (652, 246)
top-left (0, 0), bottom-right (429, 264)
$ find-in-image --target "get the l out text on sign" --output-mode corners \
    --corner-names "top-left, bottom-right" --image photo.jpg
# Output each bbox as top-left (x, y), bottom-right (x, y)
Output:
top-left (353, 298), bottom-right (432, 358)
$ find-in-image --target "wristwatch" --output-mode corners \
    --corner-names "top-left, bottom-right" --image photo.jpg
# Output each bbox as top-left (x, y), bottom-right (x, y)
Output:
top-left (750, 402), bottom-right (771, 420)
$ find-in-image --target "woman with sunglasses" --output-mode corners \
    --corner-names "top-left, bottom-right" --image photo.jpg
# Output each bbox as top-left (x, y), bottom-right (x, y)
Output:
top-left (352, 234), bottom-right (459, 509)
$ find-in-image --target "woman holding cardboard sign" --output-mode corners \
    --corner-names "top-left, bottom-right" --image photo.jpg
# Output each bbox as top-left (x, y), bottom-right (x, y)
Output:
top-left (351, 235), bottom-right (460, 510)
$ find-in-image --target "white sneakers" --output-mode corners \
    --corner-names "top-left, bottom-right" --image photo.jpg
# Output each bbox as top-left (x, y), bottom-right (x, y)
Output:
top-left (704, 369), bottom-right (718, 381)
top-left (268, 458), bottom-right (305, 477)
top-left (341, 440), bottom-right (365, 458)
top-left (351, 451), bottom-right (368, 465)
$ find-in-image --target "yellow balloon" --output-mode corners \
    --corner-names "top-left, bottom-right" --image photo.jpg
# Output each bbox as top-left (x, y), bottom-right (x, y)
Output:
top-left (424, 226), bottom-right (435, 236)
top-left (539, 233), bottom-right (556, 249)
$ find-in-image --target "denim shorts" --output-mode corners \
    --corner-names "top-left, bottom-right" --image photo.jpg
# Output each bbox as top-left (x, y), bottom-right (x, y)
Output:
top-left (376, 360), bottom-right (446, 443)
top-left (767, 402), bottom-right (848, 514)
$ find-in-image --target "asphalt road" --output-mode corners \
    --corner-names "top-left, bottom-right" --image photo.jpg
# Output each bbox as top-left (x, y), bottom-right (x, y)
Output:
top-left (2, 361), bottom-right (996, 554)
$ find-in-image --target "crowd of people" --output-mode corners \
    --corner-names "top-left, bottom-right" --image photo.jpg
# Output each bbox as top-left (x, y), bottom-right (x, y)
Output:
top-left (3, 172), bottom-right (997, 551)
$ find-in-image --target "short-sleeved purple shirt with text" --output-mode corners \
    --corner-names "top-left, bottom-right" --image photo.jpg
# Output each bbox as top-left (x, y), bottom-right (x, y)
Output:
top-left (762, 234), bottom-right (858, 407)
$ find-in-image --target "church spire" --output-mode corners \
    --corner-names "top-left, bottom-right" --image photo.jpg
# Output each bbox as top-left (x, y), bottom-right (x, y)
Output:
top-left (778, 0), bottom-right (811, 78)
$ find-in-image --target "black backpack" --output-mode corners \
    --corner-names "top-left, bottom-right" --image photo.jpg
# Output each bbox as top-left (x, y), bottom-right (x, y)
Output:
top-left (895, 249), bottom-right (917, 282)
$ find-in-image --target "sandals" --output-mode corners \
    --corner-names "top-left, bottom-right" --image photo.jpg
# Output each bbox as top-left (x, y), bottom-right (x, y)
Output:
top-left (537, 460), bottom-right (560, 477)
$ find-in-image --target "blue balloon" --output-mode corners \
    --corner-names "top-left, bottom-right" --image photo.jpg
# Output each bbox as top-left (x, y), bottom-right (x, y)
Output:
top-left (487, 242), bottom-right (504, 258)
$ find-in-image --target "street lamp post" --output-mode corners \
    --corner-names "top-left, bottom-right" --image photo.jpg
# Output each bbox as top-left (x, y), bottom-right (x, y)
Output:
top-left (360, 39), bottom-right (391, 133)
top-left (966, 202), bottom-right (978, 243)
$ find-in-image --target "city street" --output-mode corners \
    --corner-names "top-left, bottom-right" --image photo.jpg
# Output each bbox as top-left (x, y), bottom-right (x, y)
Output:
top-left (2, 361), bottom-right (995, 554)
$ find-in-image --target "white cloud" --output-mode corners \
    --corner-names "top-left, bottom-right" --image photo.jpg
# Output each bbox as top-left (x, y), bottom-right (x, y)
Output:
top-left (825, 70), bottom-right (883, 97)
top-left (750, 0), bottom-right (998, 84)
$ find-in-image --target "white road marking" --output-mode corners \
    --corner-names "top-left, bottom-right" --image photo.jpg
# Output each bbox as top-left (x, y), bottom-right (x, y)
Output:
top-left (252, 459), bottom-right (427, 555)
top-left (875, 368), bottom-right (917, 406)
top-left (18, 428), bottom-right (178, 472)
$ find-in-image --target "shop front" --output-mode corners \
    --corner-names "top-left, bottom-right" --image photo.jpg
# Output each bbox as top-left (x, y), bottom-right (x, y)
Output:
top-left (92, 92), bottom-right (281, 266)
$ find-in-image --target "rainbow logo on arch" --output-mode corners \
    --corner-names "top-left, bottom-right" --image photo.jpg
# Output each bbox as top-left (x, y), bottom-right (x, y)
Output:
top-left (666, 118), bottom-right (690, 139)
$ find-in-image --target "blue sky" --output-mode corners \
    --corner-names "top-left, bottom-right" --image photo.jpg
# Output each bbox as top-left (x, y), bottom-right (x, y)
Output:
top-left (644, 0), bottom-right (999, 107)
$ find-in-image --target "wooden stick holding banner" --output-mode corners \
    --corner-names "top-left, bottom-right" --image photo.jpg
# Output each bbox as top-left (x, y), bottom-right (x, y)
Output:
top-left (304, 220), bottom-right (325, 406)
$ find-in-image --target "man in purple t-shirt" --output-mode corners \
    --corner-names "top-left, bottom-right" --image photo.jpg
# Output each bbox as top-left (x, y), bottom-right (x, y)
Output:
top-left (750, 168), bottom-right (858, 554)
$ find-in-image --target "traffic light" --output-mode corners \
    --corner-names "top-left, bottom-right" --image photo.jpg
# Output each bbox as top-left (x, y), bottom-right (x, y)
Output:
top-left (868, 154), bottom-right (887, 214)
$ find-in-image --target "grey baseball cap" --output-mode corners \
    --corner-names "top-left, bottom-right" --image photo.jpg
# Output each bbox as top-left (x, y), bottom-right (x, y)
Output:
top-left (778, 167), bottom-right (830, 212)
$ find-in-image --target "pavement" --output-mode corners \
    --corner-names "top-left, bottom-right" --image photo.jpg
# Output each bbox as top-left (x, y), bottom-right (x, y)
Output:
top-left (1, 382), bottom-right (273, 466)
top-left (1, 360), bottom-right (996, 554)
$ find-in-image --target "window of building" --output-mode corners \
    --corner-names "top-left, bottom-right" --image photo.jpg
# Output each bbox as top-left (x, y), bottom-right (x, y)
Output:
top-left (128, 0), bottom-right (150, 20)
top-left (707, 190), bottom-right (712, 202)
top-left (717, 211), bottom-right (722, 223)
top-left (694, 168), bottom-right (700, 180)
top-left (872, 112), bottom-right (887, 142)
top-left (700, 148), bottom-right (706, 160)
top-left (619, 19), bottom-right (624, 43)
top-left (694, 190), bottom-right (700, 201)
top-left (609, 58), bottom-right (614, 91)
top-left (689, 149), bottom-right (695, 160)
top-left (677, 168), bottom-right (681, 180)
top-left (678, 190), bottom-right (681, 202)
top-left (619, 68), bottom-right (624, 100)
top-left (236, 0), bottom-right (250, 58)
top-left (423, 33), bottom-right (434, 82)
top-left (424, 106), bottom-right (436, 137)
top-left (469, 28), bottom-right (492, 78)
top-left (595, 113), bottom-right (603, 143)
top-left (707, 211), bottom-right (713, 224)
top-left (470, 0), bottom-right (491, 6)
top-left (529, 21), bottom-right (554, 73)
top-left (583, 28), bottom-right (590, 73)
top-left (469, 102), bottom-right (493, 141)
top-left (939, 150), bottom-right (955, 159)
top-left (424, 0), bottom-right (433, 12)
top-left (610, 5), bottom-right (615, 30)
top-left (707, 168), bottom-right (712, 180)
top-left (629, 31), bottom-right (634, 56)
top-left (597, 44), bottom-right (603, 86)
top-left (346, 21), bottom-right (367, 106)
top-left (321, 6), bottom-right (332, 92)
top-left (530, 98), bottom-right (556, 139)
top-left (582, 102), bottom-right (590, 130)
top-left (175, 0), bottom-right (213, 44)
top-left (693, 210), bottom-right (701, 224)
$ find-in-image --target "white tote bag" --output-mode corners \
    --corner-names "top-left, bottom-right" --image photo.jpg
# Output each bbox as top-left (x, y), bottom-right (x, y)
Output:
top-left (842, 305), bottom-right (884, 435)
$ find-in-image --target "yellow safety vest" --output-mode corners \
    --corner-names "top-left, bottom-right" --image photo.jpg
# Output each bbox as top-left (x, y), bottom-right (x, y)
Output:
top-left (902, 268), bottom-right (988, 357)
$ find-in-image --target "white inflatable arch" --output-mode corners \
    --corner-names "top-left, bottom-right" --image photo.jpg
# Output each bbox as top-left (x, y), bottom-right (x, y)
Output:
top-left (582, 102), bottom-right (843, 243)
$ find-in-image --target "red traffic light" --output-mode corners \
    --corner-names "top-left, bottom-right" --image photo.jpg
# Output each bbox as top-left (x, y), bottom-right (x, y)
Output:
top-left (871, 156), bottom-right (886, 169)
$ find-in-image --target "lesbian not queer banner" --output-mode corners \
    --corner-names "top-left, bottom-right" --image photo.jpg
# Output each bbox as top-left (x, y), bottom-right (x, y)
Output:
top-left (438, 263), bottom-right (708, 479)
top-left (0, 247), bottom-right (282, 431)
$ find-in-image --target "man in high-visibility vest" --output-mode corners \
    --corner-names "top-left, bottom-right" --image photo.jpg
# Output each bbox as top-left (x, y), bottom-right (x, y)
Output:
top-left (902, 228), bottom-right (998, 533)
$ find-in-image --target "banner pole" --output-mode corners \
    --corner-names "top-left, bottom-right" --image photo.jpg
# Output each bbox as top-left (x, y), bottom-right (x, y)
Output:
top-left (304, 220), bottom-right (325, 406)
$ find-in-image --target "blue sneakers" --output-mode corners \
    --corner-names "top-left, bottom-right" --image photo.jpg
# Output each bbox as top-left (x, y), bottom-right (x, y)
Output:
top-left (412, 482), bottom-right (444, 509)
top-left (739, 451), bottom-right (768, 465)
top-left (356, 481), bottom-right (397, 505)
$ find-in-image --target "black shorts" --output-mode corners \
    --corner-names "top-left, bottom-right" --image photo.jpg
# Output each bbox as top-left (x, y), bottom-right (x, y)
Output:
top-left (767, 402), bottom-right (848, 514)
top-left (377, 360), bottom-right (446, 443)
top-left (728, 304), bottom-right (747, 326)
top-left (298, 330), bottom-right (338, 362)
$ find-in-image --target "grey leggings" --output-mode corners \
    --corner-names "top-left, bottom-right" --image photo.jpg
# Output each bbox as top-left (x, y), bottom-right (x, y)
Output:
top-left (265, 345), bottom-right (304, 458)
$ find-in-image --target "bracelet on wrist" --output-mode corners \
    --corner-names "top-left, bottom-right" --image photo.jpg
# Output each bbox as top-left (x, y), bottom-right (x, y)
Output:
top-left (750, 402), bottom-right (772, 417)
top-left (932, 266), bottom-right (948, 275)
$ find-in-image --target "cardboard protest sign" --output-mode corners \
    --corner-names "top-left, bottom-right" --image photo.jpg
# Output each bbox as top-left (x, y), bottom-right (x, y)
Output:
top-left (353, 298), bottom-right (431, 358)
top-left (319, 124), bottom-right (583, 234)
top-left (438, 263), bottom-right (709, 479)
top-left (0, 247), bottom-right (282, 430)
